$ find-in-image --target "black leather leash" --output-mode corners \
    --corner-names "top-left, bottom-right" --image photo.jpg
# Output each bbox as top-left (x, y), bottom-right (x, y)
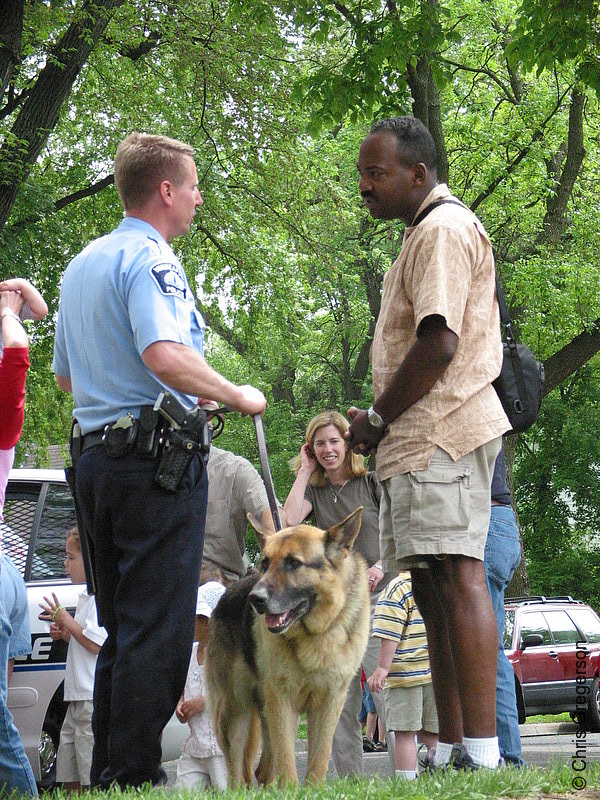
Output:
top-left (208, 407), bottom-right (282, 532)
top-left (253, 414), bottom-right (282, 532)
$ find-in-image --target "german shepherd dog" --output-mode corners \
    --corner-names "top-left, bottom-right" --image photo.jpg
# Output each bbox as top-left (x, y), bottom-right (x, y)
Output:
top-left (205, 507), bottom-right (369, 786)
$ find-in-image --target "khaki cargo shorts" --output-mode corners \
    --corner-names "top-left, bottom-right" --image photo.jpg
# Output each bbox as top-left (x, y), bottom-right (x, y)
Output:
top-left (383, 681), bottom-right (438, 733)
top-left (379, 438), bottom-right (501, 571)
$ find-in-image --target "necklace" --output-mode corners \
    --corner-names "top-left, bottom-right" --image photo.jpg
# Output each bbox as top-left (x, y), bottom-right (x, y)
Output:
top-left (330, 479), bottom-right (349, 504)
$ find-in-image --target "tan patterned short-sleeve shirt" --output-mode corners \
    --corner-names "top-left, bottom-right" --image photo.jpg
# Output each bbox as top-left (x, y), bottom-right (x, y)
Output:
top-left (372, 184), bottom-right (510, 480)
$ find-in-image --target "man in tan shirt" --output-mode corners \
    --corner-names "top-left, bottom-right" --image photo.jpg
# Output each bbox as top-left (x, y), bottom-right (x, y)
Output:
top-left (348, 116), bottom-right (510, 770)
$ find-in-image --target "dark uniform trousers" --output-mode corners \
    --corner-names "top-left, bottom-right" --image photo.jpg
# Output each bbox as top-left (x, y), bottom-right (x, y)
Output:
top-left (76, 446), bottom-right (207, 788)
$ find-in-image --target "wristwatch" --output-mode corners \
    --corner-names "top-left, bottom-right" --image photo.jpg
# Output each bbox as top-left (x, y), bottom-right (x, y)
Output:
top-left (367, 406), bottom-right (386, 430)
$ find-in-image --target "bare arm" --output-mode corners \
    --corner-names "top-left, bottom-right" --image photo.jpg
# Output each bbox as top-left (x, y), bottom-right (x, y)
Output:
top-left (283, 445), bottom-right (316, 525)
top-left (55, 375), bottom-right (72, 393)
top-left (142, 341), bottom-right (266, 416)
top-left (0, 292), bottom-right (28, 348)
top-left (348, 315), bottom-right (458, 451)
top-left (0, 279), bottom-right (48, 319)
top-left (39, 594), bottom-right (102, 655)
top-left (367, 637), bottom-right (398, 693)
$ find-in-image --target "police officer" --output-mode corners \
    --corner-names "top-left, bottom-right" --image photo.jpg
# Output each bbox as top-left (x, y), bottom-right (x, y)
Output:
top-left (53, 133), bottom-right (266, 789)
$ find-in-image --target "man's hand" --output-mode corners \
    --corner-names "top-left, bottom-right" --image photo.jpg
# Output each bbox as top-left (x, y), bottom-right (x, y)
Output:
top-left (234, 385), bottom-right (267, 417)
top-left (367, 563), bottom-right (384, 593)
top-left (346, 406), bottom-right (385, 453)
top-left (367, 666), bottom-right (389, 694)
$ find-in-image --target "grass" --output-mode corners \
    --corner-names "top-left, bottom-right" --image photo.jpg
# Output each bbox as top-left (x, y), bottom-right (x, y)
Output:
top-left (525, 712), bottom-right (572, 724)
top-left (297, 713), bottom-right (574, 737)
top-left (38, 761), bottom-right (600, 799)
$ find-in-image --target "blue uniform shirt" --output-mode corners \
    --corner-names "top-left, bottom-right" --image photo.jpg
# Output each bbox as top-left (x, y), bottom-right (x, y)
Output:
top-left (53, 217), bottom-right (205, 434)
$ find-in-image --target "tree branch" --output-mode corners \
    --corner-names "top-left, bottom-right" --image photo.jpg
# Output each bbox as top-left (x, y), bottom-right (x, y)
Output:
top-left (439, 56), bottom-right (518, 104)
top-left (195, 302), bottom-right (248, 358)
top-left (470, 85), bottom-right (572, 212)
top-left (543, 320), bottom-right (600, 396)
top-left (0, 84), bottom-right (30, 120)
top-left (8, 174), bottom-right (114, 232)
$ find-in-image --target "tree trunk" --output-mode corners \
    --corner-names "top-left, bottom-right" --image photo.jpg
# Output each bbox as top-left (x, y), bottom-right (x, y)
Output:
top-left (0, 0), bottom-right (125, 234)
top-left (539, 87), bottom-right (585, 244)
top-left (406, 58), bottom-right (430, 127)
top-left (271, 363), bottom-right (296, 411)
top-left (407, 58), bottom-right (449, 186)
top-left (0, 0), bottom-right (24, 99)
top-left (427, 69), bottom-right (449, 185)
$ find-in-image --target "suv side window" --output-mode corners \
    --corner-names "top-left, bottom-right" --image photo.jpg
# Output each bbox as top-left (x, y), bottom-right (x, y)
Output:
top-left (519, 610), bottom-right (552, 645)
top-left (543, 610), bottom-right (581, 644)
top-left (569, 608), bottom-right (600, 643)
top-left (503, 610), bottom-right (515, 649)
top-left (34, 483), bottom-right (74, 580)
top-left (3, 480), bottom-right (72, 581)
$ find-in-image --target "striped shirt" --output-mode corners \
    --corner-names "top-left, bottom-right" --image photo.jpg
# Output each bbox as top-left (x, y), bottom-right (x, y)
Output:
top-left (372, 572), bottom-right (432, 688)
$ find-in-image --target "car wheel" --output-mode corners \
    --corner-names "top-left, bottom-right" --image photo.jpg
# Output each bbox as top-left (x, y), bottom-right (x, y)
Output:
top-left (514, 677), bottom-right (526, 725)
top-left (37, 711), bottom-right (63, 791)
top-left (585, 676), bottom-right (600, 732)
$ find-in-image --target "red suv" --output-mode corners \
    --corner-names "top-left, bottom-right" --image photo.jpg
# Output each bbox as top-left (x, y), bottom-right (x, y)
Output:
top-left (504, 596), bottom-right (600, 731)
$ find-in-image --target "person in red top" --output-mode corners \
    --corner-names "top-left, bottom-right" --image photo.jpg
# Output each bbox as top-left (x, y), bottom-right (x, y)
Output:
top-left (0, 279), bottom-right (47, 451)
top-left (0, 278), bottom-right (47, 796)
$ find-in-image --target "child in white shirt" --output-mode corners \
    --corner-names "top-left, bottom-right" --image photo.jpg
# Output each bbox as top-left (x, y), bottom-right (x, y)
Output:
top-left (39, 527), bottom-right (106, 791)
top-left (175, 580), bottom-right (227, 790)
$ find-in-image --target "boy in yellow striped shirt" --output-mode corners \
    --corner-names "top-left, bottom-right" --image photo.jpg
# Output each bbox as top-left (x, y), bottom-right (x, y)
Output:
top-left (368, 572), bottom-right (438, 779)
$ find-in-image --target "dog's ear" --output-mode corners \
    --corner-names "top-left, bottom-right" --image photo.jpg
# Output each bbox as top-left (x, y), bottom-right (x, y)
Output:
top-left (247, 512), bottom-right (271, 550)
top-left (324, 506), bottom-right (363, 563)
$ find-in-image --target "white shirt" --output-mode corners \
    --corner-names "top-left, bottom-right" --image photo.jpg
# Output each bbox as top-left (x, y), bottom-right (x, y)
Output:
top-left (63, 591), bottom-right (107, 701)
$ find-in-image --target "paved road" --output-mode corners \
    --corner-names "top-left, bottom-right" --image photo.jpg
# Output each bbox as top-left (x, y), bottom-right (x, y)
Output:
top-left (164, 723), bottom-right (599, 784)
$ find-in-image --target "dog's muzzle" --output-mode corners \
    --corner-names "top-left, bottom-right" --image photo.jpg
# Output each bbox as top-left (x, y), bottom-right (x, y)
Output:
top-left (248, 582), bottom-right (311, 634)
top-left (248, 583), bottom-right (270, 615)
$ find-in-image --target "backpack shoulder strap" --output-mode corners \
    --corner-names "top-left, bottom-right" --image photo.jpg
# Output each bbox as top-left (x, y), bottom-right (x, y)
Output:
top-left (411, 198), bottom-right (464, 227)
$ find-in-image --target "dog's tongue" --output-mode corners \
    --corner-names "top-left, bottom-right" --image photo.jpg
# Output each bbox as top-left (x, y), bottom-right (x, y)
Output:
top-left (265, 610), bottom-right (291, 630)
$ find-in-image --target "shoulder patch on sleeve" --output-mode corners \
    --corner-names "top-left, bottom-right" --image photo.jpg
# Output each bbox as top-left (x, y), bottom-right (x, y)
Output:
top-left (149, 262), bottom-right (187, 299)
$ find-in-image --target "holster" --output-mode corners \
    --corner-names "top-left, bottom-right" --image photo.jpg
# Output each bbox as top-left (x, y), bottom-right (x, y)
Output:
top-left (136, 406), bottom-right (162, 458)
top-left (104, 415), bottom-right (137, 457)
top-left (67, 421), bottom-right (97, 595)
top-left (155, 409), bottom-right (210, 492)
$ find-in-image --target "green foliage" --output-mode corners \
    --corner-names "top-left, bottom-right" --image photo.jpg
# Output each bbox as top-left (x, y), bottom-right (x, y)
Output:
top-left (2, 0), bottom-right (600, 595)
top-left (515, 364), bottom-right (600, 608)
top-left (508, 0), bottom-right (600, 94)
top-left (285, 0), bottom-right (452, 132)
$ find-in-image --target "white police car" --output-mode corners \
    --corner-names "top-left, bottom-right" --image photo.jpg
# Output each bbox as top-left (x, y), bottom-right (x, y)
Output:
top-left (4, 469), bottom-right (186, 788)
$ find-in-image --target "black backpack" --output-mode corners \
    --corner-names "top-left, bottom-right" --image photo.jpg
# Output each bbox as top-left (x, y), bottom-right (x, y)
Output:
top-left (412, 199), bottom-right (544, 433)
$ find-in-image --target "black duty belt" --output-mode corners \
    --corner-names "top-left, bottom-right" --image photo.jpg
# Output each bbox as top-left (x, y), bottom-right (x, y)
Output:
top-left (81, 429), bottom-right (106, 453)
